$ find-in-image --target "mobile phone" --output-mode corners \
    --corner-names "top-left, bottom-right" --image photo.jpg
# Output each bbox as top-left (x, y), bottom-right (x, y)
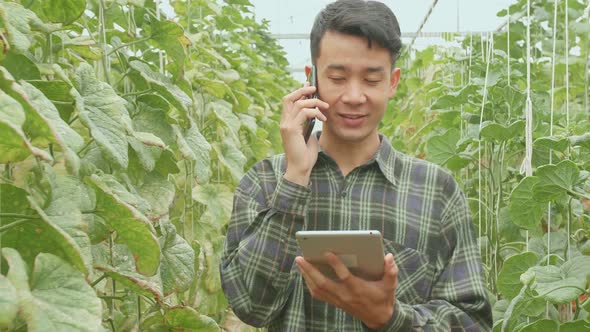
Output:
top-left (303, 65), bottom-right (318, 143)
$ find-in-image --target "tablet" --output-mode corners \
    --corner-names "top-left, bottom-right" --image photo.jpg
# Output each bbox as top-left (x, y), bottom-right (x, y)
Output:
top-left (295, 230), bottom-right (384, 281)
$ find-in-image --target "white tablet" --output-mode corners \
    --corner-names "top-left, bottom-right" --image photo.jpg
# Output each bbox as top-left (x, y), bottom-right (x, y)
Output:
top-left (295, 230), bottom-right (384, 281)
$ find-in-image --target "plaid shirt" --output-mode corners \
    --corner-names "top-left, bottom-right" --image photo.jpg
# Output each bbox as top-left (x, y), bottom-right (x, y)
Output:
top-left (221, 133), bottom-right (492, 331)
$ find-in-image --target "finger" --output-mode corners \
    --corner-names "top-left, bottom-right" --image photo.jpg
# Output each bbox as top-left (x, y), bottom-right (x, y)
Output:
top-left (282, 86), bottom-right (317, 107)
top-left (296, 257), bottom-right (319, 291)
top-left (296, 258), bottom-right (343, 306)
top-left (296, 256), bottom-right (338, 294)
top-left (292, 98), bottom-right (330, 112)
top-left (324, 252), bottom-right (354, 283)
top-left (292, 108), bottom-right (327, 125)
top-left (382, 253), bottom-right (398, 288)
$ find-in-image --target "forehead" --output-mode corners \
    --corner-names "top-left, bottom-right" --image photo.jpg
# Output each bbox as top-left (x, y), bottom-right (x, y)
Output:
top-left (316, 31), bottom-right (392, 69)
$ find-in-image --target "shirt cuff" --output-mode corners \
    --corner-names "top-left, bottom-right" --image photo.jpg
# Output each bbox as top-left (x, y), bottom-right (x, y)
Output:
top-left (269, 176), bottom-right (311, 216)
top-left (376, 300), bottom-right (414, 332)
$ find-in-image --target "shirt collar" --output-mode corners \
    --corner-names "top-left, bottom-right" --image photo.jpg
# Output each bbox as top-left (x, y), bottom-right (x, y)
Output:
top-left (315, 131), bottom-right (399, 185)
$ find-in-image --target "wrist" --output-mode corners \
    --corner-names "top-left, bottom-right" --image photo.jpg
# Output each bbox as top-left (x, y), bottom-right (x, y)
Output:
top-left (365, 301), bottom-right (395, 330)
top-left (284, 168), bottom-right (311, 187)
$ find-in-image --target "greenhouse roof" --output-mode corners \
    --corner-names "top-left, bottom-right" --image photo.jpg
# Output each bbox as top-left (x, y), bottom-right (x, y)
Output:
top-left (248, 0), bottom-right (511, 80)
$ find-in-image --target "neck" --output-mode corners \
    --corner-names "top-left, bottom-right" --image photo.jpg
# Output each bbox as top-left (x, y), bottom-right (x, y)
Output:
top-left (319, 131), bottom-right (381, 177)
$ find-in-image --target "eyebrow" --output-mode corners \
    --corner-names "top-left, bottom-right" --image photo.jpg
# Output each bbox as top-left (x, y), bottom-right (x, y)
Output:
top-left (326, 64), bottom-right (385, 74)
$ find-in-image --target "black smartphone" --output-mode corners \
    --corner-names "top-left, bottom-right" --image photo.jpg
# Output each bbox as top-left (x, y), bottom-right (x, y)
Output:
top-left (303, 65), bottom-right (318, 143)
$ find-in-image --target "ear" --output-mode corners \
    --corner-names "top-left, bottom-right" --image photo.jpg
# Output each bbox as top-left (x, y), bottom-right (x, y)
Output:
top-left (305, 65), bottom-right (312, 78)
top-left (387, 68), bottom-right (401, 99)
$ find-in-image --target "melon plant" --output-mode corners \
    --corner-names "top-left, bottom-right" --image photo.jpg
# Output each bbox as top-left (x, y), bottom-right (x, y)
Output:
top-left (0, 0), bottom-right (295, 330)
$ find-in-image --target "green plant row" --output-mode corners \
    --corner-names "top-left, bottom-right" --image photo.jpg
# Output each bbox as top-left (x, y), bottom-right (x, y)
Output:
top-left (380, 0), bottom-right (590, 330)
top-left (0, 0), bottom-right (296, 330)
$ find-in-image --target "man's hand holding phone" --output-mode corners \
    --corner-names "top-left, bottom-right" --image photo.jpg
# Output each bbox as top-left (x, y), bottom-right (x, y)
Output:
top-left (280, 66), bottom-right (329, 187)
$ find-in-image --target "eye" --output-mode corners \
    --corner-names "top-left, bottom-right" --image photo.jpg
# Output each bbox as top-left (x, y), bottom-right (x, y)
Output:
top-left (365, 79), bottom-right (381, 86)
top-left (329, 77), bottom-right (345, 82)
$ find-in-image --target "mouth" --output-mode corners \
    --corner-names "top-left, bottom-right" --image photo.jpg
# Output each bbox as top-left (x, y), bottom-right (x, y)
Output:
top-left (337, 113), bottom-right (368, 127)
top-left (339, 114), bottom-right (367, 119)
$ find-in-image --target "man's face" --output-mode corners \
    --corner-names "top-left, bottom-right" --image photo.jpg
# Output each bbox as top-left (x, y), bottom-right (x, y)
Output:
top-left (315, 31), bottom-right (400, 144)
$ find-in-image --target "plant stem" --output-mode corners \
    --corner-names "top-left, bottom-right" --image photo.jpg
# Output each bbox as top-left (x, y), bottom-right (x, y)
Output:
top-left (91, 274), bottom-right (107, 287)
top-left (106, 37), bottom-right (150, 56)
top-left (574, 297), bottom-right (580, 320)
top-left (0, 213), bottom-right (37, 219)
top-left (0, 219), bottom-right (30, 233)
top-left (78, 139), bottom-right (95, 156)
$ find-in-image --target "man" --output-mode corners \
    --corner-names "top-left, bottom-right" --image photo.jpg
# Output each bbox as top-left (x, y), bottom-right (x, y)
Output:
top-left (220, 0), bottom-right (493, 330)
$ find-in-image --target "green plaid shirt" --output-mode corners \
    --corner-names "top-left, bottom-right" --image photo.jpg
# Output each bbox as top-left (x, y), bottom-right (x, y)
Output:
top-left (221, 133), bottom-right (492, 331)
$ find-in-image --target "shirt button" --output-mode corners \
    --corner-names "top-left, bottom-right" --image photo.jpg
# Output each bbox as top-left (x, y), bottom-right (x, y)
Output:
top-left (341, 191), bottom-right (347, 197)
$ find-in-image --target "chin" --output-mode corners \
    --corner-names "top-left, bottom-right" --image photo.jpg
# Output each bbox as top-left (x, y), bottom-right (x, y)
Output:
top-left (328, 127), bottom-right (376, 143)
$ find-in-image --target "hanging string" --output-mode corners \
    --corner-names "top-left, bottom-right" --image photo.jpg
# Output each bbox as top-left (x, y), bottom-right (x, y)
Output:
top-left (565, 0), bottom-right (570, 131)
top-left (519, 0), bottom-right (534, 253)
top-left (548, 0), bottom-right (560, 269)
top-left (507, 2), bottom-right (511, 100)
top-left (478, 33), bottom-right (493, 274)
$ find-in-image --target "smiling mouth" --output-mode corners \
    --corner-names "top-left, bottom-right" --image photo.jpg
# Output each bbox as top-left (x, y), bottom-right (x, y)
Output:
top-left (340, 114), bottom-right (366, 119)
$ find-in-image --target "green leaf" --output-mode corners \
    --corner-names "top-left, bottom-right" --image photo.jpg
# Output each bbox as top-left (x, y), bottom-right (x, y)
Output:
top-left (480, 120), bottom-right (525, 142)
top-left (213, 138), bottom-right (246, 184)
top-left (0, 120), bottom-right (50, 163)
top-left (0, 53), bottom-right (40, 80)
top-left (37, 173), bottom-right (92, 273)
top-left (164, 307), bottom-right (220, 332)
top-left (0, 2), bottom-right (43, 53)
top-left (1, 248), bottom-right (30, 294)
top-left (560, 320), bottom-right (590, 332)
top-left (238, 114), bottom-right (258, 134)
top-left (199, 233), bottom-right (224, 294)
top-left (1, 249), bottom-right (102, 332)
top-left (528, 256), bottom-right (590, 304)
top-left (192, 184), bottom-right (234, 225)
top-left (0, 72), bottom-right (59, 148)
top-left (0, 185), bottom-right (83, 272)
top-left (497, 252), bottom-right (538, 299)
top-left (88, 174), bottom-right (161, 276)
top-left (509, 177), bottom-right (545, 229)
top-left (533, 160), bottom-right (579, 201)
top-left (0, 275), bottom-right (18, 329)
top-left (30, 0), bottom-right (85, 25)
top-left (516, 319), bottom-right (558, 332)
top-left (137, 172), bottom-right (175, 221)
top-left (96, 266), bottom-right (163, 302)
top-left (0, 82), bottom-right (26, 127)
top-left (149, 19), bottom-right (187, 65)
top-left (26, 253), bottom-right (102, 332)
top-left (133, 103), bottom-right (175, 146)
top-left (534, 136), bottom-right (569, 153)
top-left (175, 124), bottom-right (211, 184)
top-left (569, 133), bottom-right (590, 149)
top-left (128, 136), bottom-right (161, 172)
top-left (159, 220), bottom-right (195, 295)
top-left (528, 231), bottom-right (568, 262)
top-left (129, 61), bottom-right (192, 115)
top-left (20, 81), bottom-right (84, 151)
top-left (74, 63), bottom-right (130, 168)
top-left (217, 69), bottom-right (240, 83)
top-left (426, 129), bottom-right (470, 171)
top-left (27, 196), bottom-right (88, 274)
top-left (501, 275), bottom-right (536, 332)
top-left (210, 99), bottom-right (240, 135)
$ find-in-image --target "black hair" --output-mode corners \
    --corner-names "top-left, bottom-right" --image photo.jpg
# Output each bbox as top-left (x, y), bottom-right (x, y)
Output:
top-left (310, 0), bottom-right (402, 67)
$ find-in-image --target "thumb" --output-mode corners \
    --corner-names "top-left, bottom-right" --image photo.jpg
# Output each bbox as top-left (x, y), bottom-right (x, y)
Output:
top-left (383, 253), bottom-right (398, 284)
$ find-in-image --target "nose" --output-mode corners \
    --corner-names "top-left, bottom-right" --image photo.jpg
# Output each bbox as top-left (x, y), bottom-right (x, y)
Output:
top-left (340, 81), bottom-right (367, 105)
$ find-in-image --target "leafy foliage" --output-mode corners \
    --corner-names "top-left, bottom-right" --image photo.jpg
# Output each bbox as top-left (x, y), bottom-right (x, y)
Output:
top-left (0, 0), bottom-right (295, 330)
top-left (381, 0), bottom-right (590, 328)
